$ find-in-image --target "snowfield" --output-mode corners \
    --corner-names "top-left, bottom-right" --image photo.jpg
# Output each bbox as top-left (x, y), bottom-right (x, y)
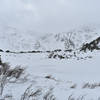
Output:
top-left (0, 50), bottom-right (100, 100)
top-left (0, 27), bottom-right (100, 100)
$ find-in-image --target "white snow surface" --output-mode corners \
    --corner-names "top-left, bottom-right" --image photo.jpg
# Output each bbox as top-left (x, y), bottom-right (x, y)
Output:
top-left (0, 26), bottom-right (99, 51)
top-left (0, 50), bottom-right (100, 100)
top-left (0, 27), bottom-right (100, 99)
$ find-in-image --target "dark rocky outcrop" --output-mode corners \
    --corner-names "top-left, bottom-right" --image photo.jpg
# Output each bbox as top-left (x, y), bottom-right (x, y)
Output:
top-left (6, 50), bottom-right (11, 53)
top-left (80, 37), bottom-right (100, 52)
top-left (0, 49), bottom-right (3, 52)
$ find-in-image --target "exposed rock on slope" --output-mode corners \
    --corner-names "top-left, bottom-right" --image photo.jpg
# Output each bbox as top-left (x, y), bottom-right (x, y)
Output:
top-left (80, 37), bottom-right (100, 52)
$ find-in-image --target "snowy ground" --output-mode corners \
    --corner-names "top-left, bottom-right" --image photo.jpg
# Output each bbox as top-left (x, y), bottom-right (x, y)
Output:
top-left (0, 51), bottom-right (100, 100)
top-left (0, 26), bottom-right (100, 100)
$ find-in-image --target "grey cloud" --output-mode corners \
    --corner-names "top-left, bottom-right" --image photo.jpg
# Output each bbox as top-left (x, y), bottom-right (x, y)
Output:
top-left (0, 0), bottom-right (100, 33)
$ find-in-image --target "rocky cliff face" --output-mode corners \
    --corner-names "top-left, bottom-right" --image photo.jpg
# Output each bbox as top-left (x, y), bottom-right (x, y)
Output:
top-left (81, 37), bottom-right (100, 52)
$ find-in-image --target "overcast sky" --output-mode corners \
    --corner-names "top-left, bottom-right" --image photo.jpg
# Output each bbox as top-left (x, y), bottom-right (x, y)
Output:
top-left (0, 0), bottom-right (100, 33)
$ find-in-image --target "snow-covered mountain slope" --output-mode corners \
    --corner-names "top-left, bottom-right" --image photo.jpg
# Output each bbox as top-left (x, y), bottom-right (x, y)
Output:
top-left (0, 26), bottom-right (100, 100)
top-left (0, 26), bottom-right (38, 51)
top-left (36, 30), bottom-right (99, 51)
top-left (0, 26), bottom-right (99, 51)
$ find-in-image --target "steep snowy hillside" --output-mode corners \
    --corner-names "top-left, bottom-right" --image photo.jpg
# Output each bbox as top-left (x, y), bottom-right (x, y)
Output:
top-left (0, 26), bottom-right (99, 52)
top-left (36, 31), bottom-right (98, 51)
top-left (33, 26), bottom-right (100, 51)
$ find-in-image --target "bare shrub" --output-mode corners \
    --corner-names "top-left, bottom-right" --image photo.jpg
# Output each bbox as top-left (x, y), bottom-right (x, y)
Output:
top-left (64, 32), bottom-right (75, 50)
top-left (0, 56), bottom-right (26, 96)
top-left (68, 94), bottom-right (75, 100)
top-left (82, 82), bottom-right (100, 89)
top-left (43, 88), bottom-right (56, 100)
top-left (68, 94), bottom-right (86, 100)
top-left (20, 85), bottom-right (42, 100)
top-left (7, 66), bottom-right (26, 83)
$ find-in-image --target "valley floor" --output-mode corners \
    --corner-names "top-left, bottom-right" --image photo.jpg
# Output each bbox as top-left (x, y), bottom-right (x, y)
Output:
top-left (0, 51), bottom-right (100, 100)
